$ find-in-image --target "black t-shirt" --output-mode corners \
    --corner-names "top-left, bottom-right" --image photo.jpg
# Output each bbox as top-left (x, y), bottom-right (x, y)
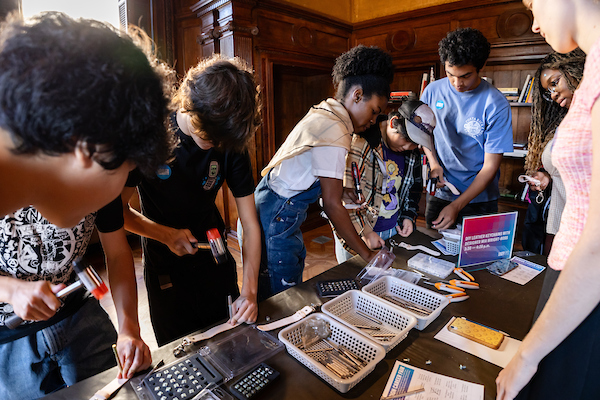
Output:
top-left (96, 196), bottom-right (125, 233)
top-left (126, 114), bottom-right (255, 272)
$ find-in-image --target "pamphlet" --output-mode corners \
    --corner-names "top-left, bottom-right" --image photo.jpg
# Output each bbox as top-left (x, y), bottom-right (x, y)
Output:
top-left (382, 361), bottom-right (484, 400)
top-left (499, 257), bottom-right (545, 285)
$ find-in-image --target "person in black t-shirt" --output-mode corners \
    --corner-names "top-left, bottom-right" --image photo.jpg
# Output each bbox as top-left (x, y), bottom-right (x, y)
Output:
top-left (122, 55), bottom-right (262, 346)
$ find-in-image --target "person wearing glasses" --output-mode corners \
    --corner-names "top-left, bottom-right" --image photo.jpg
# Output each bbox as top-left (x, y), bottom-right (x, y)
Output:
top-left (521, 49), bottom-right (586, 257)
top-left (421, 28), bottom-right (514, 231)
top-left (496, 0), bottom-right (600, 399)
top-left (332, 100), bottom-right (435, 263)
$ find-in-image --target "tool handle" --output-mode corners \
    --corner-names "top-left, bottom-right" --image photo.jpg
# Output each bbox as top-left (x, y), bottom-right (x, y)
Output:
top-left (4, 314), bottom-right (23, 329)
top-left (5, 280), bottom-right (83, 329)
top-left (351, 162), bottom-right (362, 196)
top-left (448, 279), bottom-right (479, 289)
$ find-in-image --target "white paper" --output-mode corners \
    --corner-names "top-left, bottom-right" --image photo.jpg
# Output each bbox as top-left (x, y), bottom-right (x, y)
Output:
top-left (434, 318), bottom-right (521, 368)
top-left (499, 257), bottom-right (545, 285)
top-left (381, 360), bottom-right (484, 400)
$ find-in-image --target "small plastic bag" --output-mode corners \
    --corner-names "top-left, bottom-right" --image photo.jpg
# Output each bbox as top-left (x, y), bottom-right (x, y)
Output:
top-left (356, 246), bottom-right (396, 286)
top-left (301, 318), bottom-right (331, 349)
top-left (487, 259), bottom-right (518, 276)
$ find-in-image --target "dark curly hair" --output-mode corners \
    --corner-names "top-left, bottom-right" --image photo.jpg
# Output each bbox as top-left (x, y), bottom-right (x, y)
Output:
top-left (0, 12), bottom-right (176, 177)
top-left (439, 27), bottom-right (491, 71)
top-left (332, 45), bottom-right (394, 101)
top-left (525, 48), bottom-right (585, 174)
top-left (173, 54), bottom-right (261, 153)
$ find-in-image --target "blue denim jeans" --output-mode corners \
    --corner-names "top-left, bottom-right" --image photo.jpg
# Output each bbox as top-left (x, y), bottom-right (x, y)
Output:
top-left (255, 175), bottom-right (321, 298)
top-left (0, 298), bottom-right (117, 399)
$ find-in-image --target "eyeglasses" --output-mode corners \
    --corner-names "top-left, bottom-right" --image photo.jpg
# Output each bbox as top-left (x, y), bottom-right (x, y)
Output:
top-left (542, 74), bottom-right (562, 102)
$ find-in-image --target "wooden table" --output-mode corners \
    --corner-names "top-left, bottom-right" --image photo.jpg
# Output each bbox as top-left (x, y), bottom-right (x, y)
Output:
top-left (44, 230), bottom-right (545, 399)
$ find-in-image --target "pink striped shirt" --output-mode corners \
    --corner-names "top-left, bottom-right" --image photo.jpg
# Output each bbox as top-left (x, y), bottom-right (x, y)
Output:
top-left (548, 40), bottom-right (600, 270)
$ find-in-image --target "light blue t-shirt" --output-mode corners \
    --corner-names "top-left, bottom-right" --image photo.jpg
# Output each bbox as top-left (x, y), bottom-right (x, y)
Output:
top-left (421, 78), bottom-right (513, 203)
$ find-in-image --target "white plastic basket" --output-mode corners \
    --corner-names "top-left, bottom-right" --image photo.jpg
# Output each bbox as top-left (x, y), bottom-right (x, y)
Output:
top-left (321, 290), bottom-right (416, 352)
top-left (278, 313), bottom-right (385, 393)
top-left (362, 276), bottom-right (449, 330)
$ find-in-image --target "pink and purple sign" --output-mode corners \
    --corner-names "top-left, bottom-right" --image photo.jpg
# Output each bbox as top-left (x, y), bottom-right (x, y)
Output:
top-left (458, 212), bottom-right (518, 267)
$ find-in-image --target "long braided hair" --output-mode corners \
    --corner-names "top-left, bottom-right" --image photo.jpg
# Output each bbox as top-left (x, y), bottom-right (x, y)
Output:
top-left (525, 49), bottom-right (586, 174)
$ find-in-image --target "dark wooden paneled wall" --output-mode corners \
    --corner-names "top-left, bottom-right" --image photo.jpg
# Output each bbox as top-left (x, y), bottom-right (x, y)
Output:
top-left (138, 0), bottom-right (551, 230)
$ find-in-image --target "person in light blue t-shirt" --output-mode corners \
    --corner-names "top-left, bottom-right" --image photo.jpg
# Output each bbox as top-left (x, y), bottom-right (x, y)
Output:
top-left (421, 27), bottom-right (513, 231)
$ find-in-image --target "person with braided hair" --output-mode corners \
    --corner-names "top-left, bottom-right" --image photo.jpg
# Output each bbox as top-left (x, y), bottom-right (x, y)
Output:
top-left (521, 49), bottom-right (586, 255)
top-left (255, 45), bottom-right (394, 297)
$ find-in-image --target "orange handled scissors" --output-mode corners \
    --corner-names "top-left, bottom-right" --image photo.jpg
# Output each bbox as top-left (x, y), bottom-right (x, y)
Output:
top-left (443, 279), bottom-right (479, 290)
top-left (446, 292), bottom-right (470, 302)
top-left (454, 267), bottom-right (474, 282)
top-left (423, 281), bottom-right (465, 294)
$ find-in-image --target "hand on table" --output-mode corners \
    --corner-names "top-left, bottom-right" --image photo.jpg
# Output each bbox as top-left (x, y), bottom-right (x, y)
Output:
top-left (230, 295), bottom-right (258, 325)
top-left (116, 333), bottom-right (152, 379)
top-left (431, 202), bottom-right (459, 231)
top-left (396, 219), bottom-right (414, 237)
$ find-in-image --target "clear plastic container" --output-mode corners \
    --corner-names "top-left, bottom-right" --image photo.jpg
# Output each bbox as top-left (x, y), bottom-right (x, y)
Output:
top-left (356, 246), bottom-right (395, 286)
top-left (407, 253), bottom-right (455, 279)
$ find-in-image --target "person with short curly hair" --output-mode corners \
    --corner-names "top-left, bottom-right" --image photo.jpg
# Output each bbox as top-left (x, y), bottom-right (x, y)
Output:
top-left (0, 12), bottom-right (175, 229)
top-left (255, 45), bottom-right (394, 297)
top-left (0, 12), bottom-right (174, 398)
top-left (421, 27), bottom-right (514, 231)
top-left (122, 54), bottom-right (262, 346)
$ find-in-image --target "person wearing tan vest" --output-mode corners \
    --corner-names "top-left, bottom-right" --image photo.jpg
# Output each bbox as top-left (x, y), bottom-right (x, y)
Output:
top-left (255, 45), bottom-right (394, 298)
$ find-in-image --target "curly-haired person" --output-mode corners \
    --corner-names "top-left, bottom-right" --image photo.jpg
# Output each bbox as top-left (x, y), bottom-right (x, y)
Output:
top-left (122, 54), bottom-right (262, 346)
top-left (421, 27), bottom-right (514, 230)
top-left (521, 49), bottom-right (585, 256)
top-left (0, 12), bottom-right (174, 399)
top-left (255, 45), bottom-right (394, 297)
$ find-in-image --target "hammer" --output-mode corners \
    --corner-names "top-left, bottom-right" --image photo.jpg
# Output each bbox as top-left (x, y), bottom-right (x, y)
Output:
top-left (4, 258), bottom-right (108, 329)
top-left (192, 228), bottom-right (228, 264)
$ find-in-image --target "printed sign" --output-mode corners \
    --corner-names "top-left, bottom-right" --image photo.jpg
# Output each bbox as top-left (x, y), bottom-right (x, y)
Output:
top-left (458, 212), bottom-right (518, 267)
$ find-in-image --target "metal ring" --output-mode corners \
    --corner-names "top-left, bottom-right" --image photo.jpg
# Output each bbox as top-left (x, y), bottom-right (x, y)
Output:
top-left (536, 191), bottom-right (544, 204)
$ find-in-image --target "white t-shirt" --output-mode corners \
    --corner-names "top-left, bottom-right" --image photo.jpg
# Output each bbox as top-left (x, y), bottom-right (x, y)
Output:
top-left (269, 146), bottom-right (347, 198)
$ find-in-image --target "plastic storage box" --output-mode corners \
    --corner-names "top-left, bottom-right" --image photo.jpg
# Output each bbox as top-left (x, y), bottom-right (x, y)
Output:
top-left (321, 290), bottom-right (416, 352)
top-left (362, 276), bottom-right (449, 330)
top-left (407, 253), bottom-right (455, 279)
top-left (278, 313), bottom-right (385, 393)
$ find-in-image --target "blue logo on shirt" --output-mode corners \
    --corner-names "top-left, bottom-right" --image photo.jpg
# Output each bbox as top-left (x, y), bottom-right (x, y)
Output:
top-left (156, 165), bottom-right (172, 180)
top-left (435, 100), bottom-right (444, 109)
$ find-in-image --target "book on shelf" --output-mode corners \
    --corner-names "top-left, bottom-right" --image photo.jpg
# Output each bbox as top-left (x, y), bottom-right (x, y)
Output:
top-left (390, 90), bottom-right (415, 101)
top-left (498, 87), bottom-right (520, 96)
top-left (524, 77), bottom-right (535, 103)
top-left (419, 73), bottom-right (428, 98)
top-left (518, 75), bottom-right (532, 103)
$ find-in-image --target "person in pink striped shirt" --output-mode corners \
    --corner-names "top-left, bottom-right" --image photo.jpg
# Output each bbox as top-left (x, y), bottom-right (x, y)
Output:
top-left (496, 1), bottom-right (600, 399)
